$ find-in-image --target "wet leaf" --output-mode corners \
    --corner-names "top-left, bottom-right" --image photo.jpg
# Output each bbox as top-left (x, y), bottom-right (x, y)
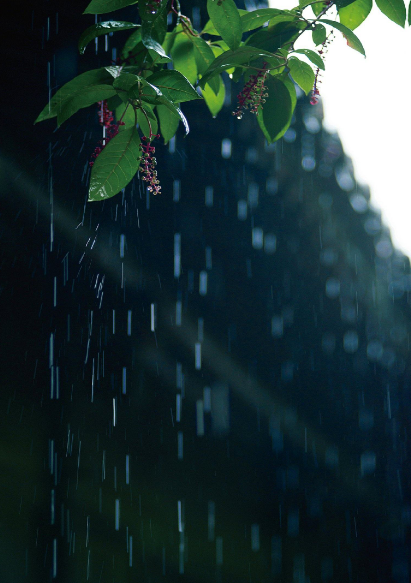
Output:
top-left (191, 36), bottom-right (220, 95)
top-left (171, 30), bottom-right (198, 85)
top-left (83, 0), bottom-right (138, 14)
top-left (156, 104), bottom-right (180, 143)
top-left (148, 70), bottom-right (201, 103)
top-left (35, 68), bottom-right (115, 124)
top-left (57, 85), bottom-right (117, 125)
top-left (78, 21), bottom-right (139, 54)
top-left (206, 0), bottom-right (242, 50)
top-left (89, 127), bottom-right (141, 201)
top-left (240, 8), bottom-right (291, 32)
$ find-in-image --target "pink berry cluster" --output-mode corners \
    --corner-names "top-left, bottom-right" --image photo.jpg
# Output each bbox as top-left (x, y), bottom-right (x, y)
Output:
top-left (232, 63), bottom-right (269, 119)
top-left (90, 100), bottom-right (124, 167)
top-left (310, 31), bottom-right (334, 105)
top-left (139, 135), bottom-right (161, 195)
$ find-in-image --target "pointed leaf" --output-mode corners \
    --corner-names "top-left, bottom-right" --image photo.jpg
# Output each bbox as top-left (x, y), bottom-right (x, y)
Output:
top-left (199, 46), bottom-right (280, 87)
top-left (338, 0), bottom-right (373, 29)
top-left (88, 127), bottom-right (141, 201)
top-left (191, 35), bottom-right (220, 95)
top-left (201, 76), bottom-right (225, 117)
top-left (206, 0), bottom-right (242, 50)
top-left (288, 57), bottom-right (315, 94)
top-left (79, 21), bottom-right (139, 54)
top-left (320, 19), bottom-right (366, 54)
top-left (257, 76), bottom-right (293, 143)
top-left (241, 8), bottom-right (291, 31)
top-left (170, 31), bottom-right (198, 84)
top-left (201, 19), bottom-right (220, 35)
top-left (35, 68), bottom-right (114, 123)
top-left (375, 0), bottom-right (406, 25)
top-left (293, 48), bottom-right (325, 69)
top-left (246, 22), bottom-right (304, 53)
top-left (57, 85), bottom-right (117, 125)
top-left (156, 104), bottom-right (180, 143)
top-left (312, 23), bottom-right (327, 45)
top-left (113, 72), bottom-right (140, 91)
top-left (139, 0), bottom-right (168, 45)
top-left (83, 0), bottom-right (138, 14)
top-left (147, 70), bottom-right (201, 103)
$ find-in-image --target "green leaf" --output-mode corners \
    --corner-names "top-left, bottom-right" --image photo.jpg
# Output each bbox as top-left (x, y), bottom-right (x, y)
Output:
top-left (338, 0), bottom-right (373, 29)
top-left (293, 48), bottom-right (325, 69)
top-left (148, 70), bottom-right (202, 103)
top-left (201, 76), bottom-right (225, 117)
top-left (88, 127), bottom-right (141, 201)
top-left (246, 22), bottom-right (303, 53)
top-left (201, 19), bottom-right (220, 35)
top-left (320, 19), bottom-right (366, 54)
top-left (170, 30), bottom-right (198, 85)
top-left (137, 104), bottom-right (158, 136)
top-left (199, 45), bottom-right (281, 87)
top-left (83, 0), bottom-right (138, 14)
top-left (156, 104), bottom-right (180, 143)
top-left (288, 57), bottom-right (315, 94)
top-left (240, 8), bottom-right (291, 32)
top-left (206, 0), bottom-right (242, 50)
top-left (375, 0), bottom-right (406, 25)
top-left (312, 1), bottom-right (328, 15)
top-left (139, 0), bottom-right (168, 45)
top-left (409, 0), bottom-right (411, 24)
top-left (256, 76), bottom-right (293, 143)
top-left (35, 68), bottom-right (115, 124)
top-left (113, 72), bottom-right (140, 92)
top-left (121, 28), bottom-right (142, 58)
top-left (78, 21), bottom-right (139, 54)
top-left (312, 23), bottom-right (327, 45)
top-left (130, 79), bottom-right (190, 135)
top-left (58, 85), bottom-right (117, 125)
top-left (115, 103), bottom-right (136, 130)
top-left (191, 35), bottom-right (221, 95)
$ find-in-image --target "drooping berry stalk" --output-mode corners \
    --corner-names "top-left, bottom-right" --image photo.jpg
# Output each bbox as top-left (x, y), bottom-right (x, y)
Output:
top-left (139, 134), bottom-right (161, 195)
top-left (310, 31), bottom-right (334, 106)
top-left (232, 63), bottom-right (269, 119)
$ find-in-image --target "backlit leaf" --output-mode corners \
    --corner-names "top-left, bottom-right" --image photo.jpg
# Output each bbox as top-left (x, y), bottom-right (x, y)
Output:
top-left (338, 0), bottom-right (373, 29)
top-left (288, 57), bottom-right (315, 94)
top-left (375, 0), bottom-right (406, 25)
top-left (257, 76), bottom-right (293, 143)
top-left (240, 8), bottom-right (291, 31)
top-left (312, 23), bottom-right (327, 45)
top-left (293, 48), bottom-right (325, 70)
top-left (201, 76), bottom-right (225, 117)
top-left (206, 0), bottom-right (242, 50)
top-left (156, 104), bottom-right (180, 143)
top-left (88, 127), bottom-right (141, 201)
top-left (320, 19), bottom-right (366, 54)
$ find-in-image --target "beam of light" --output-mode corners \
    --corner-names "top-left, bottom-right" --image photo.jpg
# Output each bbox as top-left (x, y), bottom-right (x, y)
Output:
top-left (270, 0), bottom-right (411, 258)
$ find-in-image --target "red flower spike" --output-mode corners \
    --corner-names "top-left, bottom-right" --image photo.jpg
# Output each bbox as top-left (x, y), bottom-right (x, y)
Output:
top-left (232, 63), bottom-right (269, 119)
top-left (90, 101), bottom-right (123, 166)
top-left (139, 134), bottom-right (161, 195)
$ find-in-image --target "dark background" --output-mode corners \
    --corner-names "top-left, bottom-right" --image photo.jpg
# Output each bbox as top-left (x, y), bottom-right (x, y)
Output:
top-left (1, 1), bottom-right (411, 582)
